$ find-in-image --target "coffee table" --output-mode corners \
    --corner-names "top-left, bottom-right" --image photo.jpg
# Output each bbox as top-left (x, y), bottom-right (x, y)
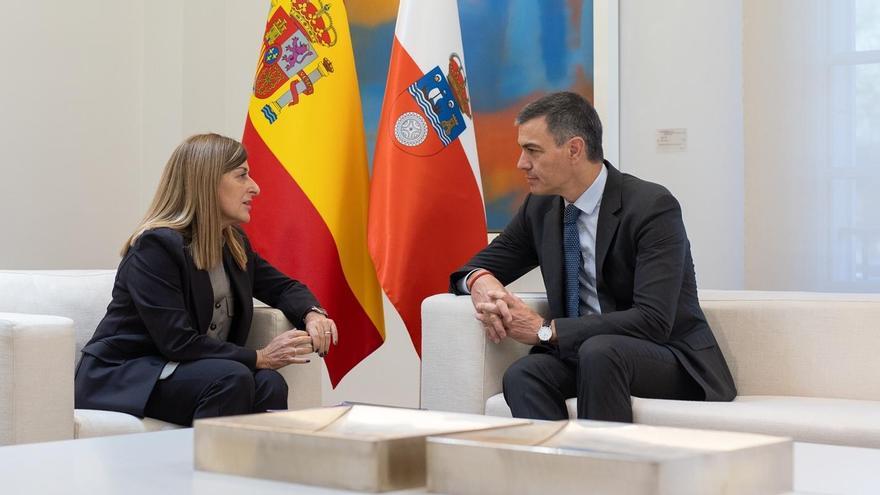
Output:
top-left (0, 429), bottom-right (877, 494)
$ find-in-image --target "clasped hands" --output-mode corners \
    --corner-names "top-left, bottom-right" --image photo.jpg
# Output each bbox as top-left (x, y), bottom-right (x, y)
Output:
top-left (470, 273), bottom-right (543, 345)
top-left (256, 312), bottom-right (339, 369)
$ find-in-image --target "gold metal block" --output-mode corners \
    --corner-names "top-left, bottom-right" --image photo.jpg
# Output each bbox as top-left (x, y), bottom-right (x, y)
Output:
top-left (193, 405), bottom-right (528, 492)
top-left (428, 420), bottom-right (793, 495)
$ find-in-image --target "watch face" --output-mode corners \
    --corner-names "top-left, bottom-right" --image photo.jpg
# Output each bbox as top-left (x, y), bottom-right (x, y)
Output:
top-left (538, 326), bottom-right (552, 342)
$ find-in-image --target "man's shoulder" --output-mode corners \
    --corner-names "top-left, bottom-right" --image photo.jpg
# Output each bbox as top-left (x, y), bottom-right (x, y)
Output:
top-left (618, 172), bottom-right (678, 210)
top-left (520, 193), bottom-right (560, 216)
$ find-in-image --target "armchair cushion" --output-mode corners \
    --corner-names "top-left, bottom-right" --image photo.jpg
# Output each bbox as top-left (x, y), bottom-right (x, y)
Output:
top-left (0, 313), bottom-right (75, 445)
top-left (74, 409), bottom-right (179, 439)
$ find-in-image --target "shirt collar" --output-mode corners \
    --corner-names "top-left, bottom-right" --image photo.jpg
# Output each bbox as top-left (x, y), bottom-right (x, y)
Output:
top-left (564, 163), bottom-right (607, 216)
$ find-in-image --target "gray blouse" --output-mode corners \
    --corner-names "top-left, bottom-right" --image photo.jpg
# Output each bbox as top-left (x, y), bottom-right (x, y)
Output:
top-left (158, 263), bottom-right (234, 380)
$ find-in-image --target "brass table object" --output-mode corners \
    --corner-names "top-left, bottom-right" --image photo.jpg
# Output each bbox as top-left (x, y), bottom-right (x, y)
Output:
top-left (428, 420), bottom-right (793, 495)
top-left (193, 405), bottom-right (528, 492)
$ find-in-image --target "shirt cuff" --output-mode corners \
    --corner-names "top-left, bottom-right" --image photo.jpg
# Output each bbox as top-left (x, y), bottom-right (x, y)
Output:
top-left (458, 269), bottom-right (482, 294)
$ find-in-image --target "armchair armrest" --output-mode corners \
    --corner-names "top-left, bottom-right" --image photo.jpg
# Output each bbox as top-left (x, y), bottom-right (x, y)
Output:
top-left (421, 294), bottom-right (549, 414)
top-left (246, 307), bottom-right (322, 410)
top-left (0, 313), bottom-right (75, 445)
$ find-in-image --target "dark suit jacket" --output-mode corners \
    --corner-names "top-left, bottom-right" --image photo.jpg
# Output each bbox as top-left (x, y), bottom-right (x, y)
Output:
top-left (74, 227), bottom-right (320, 417)
top-left (451, 162), bottom-right (736, 402)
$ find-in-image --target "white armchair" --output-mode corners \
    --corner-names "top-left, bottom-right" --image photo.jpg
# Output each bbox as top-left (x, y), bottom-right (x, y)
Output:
top-left (421, 293), bottom-right (546, 415)
top-left (0, 270), bottom-right (322, 445)
top-left (421, 291), bottom-right (880, 448)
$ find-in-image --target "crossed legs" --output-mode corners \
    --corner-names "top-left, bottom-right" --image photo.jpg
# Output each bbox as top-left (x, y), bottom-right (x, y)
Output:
top-left (144, 358), bottom-right (288, 426)
top-left (502, 334), bottom-right (703, 422)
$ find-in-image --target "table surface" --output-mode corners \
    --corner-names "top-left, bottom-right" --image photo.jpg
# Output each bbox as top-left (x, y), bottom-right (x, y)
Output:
top-left (0, 429), bottom-right (877, 495)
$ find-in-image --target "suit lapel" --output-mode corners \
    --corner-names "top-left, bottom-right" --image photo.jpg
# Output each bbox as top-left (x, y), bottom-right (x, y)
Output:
top-left (541, 197), bottom-right (565, 318)
top-left (595, 161), bottom-right (622, 294)
top-left (224, 247), bottom-right (252, 346)
top-left (188, 257), bottom-right (213, 335)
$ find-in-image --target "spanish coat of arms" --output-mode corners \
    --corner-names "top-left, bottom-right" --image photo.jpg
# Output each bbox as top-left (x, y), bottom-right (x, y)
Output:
top-left (254, 0), bottom-right (337, 124)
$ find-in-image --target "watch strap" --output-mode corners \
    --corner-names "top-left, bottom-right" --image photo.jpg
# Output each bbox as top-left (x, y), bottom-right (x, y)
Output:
top-left (307, 306), bottom-right (329, 318)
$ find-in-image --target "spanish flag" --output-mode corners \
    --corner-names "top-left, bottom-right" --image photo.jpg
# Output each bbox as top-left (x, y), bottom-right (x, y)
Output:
top-left (368, 0), bottom-right (487, 355)
top-left (242, 0), bottom-right (384, 386)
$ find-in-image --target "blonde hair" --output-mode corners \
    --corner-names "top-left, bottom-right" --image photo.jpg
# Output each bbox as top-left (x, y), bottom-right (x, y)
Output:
top-left (123, 133), bottom-right (249, 270)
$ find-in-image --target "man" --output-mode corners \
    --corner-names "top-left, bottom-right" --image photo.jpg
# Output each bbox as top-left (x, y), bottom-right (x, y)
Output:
top-left (450, 92), bottom-right (736, 422)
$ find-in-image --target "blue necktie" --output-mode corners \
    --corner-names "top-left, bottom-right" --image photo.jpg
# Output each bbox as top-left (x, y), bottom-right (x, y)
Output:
top-left (563, 204), bottom-right (582, 318)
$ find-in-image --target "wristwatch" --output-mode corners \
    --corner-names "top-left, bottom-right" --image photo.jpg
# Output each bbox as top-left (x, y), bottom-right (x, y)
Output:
top-left (537, 319), bottom-right (553, 343)
top-left (307, 306), bottom-right (329, 318)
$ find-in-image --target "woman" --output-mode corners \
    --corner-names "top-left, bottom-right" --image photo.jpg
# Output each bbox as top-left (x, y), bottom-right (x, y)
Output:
top-left (74, 133), bottom-right (338, 426)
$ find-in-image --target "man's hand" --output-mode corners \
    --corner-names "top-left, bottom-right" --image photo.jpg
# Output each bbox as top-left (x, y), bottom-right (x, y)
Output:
top-left (468, 271), bottom-right (508, 343)
top-left (256, 329), bottom-right (314, 369)
top-left (304, 311), bottom-right (339, 357)
top-left (476, 290), bottom-right (544, 345)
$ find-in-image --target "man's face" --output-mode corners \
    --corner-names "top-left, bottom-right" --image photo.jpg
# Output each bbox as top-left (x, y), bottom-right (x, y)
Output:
top-left (516, 116), bottom-right (574, 196)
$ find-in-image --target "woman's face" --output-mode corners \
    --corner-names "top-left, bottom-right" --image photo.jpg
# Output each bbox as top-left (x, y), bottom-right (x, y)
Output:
top-left (218, 161), bottom-right (260, 226)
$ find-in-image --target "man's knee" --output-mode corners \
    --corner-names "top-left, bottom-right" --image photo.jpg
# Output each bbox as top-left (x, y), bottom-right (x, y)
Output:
top-left (503, 356), bottom-right (535, 394)
top-left (578, 335), bottom-right (627, 370)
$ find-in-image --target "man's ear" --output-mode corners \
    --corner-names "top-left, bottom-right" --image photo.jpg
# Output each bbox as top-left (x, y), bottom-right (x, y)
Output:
top-left (568, 136), bottom-right (586, 161)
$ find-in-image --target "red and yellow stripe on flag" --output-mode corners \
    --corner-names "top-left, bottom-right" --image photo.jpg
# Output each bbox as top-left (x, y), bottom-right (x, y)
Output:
top-left (368, 0), bottom-right (487, 355)
top-left (242, 0), bottom-right (384, 386)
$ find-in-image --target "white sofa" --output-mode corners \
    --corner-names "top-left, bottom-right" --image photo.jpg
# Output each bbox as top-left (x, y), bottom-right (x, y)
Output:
top-left (421, 290), bottom-right (880, 448)
top-left (0, 270), bottom-right (322, 445)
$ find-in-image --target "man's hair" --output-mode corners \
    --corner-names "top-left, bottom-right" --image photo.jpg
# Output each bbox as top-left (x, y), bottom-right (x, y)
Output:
top-left (515, 91), bottom-right (604, 162)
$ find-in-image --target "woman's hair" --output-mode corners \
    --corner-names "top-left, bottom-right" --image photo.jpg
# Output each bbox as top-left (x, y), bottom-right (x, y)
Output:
top-left (123, 133), bottom-right (249, 270)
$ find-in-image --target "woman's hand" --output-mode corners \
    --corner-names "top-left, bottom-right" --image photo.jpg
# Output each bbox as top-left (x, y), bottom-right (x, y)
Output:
top-left (304, 310), bottom-right (339, 357)
top-left (255, 329), bottom-right (314, 369)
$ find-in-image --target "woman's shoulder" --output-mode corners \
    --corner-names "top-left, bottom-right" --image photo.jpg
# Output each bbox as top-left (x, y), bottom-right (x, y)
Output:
top-left (128, 228), bottom-right (189, 261)
top-left (135, 227), bottom-right (186, 246)
top-left (116, 228), bottom-right (190, 278)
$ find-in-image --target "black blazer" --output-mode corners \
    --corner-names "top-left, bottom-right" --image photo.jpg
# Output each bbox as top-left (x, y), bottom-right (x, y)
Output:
top-left (74, 228), bottom-right (320, 417)
top-left (451, 162), bottom-right (736, 402)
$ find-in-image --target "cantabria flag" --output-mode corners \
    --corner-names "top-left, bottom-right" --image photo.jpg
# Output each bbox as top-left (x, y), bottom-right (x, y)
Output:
top-left (368, 0), bottom-right (487, 355)
top-left (242, 0), bottom-right (384, 386)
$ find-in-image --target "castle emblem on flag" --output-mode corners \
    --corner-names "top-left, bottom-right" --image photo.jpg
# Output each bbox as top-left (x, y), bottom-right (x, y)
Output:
top-left (391, 54), bottom-right (472, 155)
top-left (254, 0), bottom-right (338, 124)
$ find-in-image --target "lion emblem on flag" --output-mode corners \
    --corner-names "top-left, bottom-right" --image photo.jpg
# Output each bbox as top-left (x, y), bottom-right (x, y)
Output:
top-left (253, 0), bottom-right (338, 124)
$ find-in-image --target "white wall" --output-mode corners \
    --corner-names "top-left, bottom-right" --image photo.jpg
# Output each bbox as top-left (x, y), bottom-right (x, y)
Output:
top-left (619, 0), bottom-right (745, 290)
top-left (741, 0), bottom-right (834, 291)
top-left (743, 1), bottom-right (823, 290)
top-left (0, 1), bottom-right (145, 268)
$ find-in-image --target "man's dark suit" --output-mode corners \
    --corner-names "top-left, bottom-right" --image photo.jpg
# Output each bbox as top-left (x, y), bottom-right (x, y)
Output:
top-left (451, 162), bottom-right (736, 419)
top-left (74, 227), bottom-right (319, 419)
